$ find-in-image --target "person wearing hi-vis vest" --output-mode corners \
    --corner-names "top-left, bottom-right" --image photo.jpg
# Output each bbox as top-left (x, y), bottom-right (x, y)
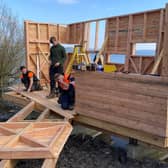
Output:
top-left (18, 66), bottom-right (42, 92)
top-left (55, 73), bottom-right (75, 110)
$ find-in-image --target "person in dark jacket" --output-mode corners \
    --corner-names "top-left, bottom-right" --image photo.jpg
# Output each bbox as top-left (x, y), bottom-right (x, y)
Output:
top-left (19, 66), bottom-right (42, 92)
top-left (55, 74), bottom-right (75, 110)
top-left (47, 36), bottom-right (67, 99)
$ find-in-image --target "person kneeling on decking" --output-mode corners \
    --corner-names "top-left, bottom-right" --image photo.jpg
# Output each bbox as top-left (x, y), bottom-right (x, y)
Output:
top-left (55, 74), bottom-right (75, 110)
top-left (19, 66), bottom-right (42, 92)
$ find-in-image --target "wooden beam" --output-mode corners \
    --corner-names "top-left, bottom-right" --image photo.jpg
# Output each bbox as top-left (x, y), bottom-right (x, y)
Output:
top-left (7, 101), bottom-right (35, 122)
top-left (37, 108), bottom-right (50, 121)
top-left (139, 56), bottom-right (143, 73)
top-left (115, 17), bottom-right (119, 52)
top-left (16, 91), bottom-right (74, 120)
top-left (129, 56), bottom-right (138, 73)
top-left (74, 115), bottom-right (167, 147)
top-left (162, 4), bottom-right (168, 76)
top-left (157, 9), bottom-right (164, 57)
top-left (94, 21), bottom-right (99, 51)
top-left (151, 49), bottom-right (164, 75)
top-left (125, 15), bottom-right (133, 72)
top-left (86, 23), bottom-right (90, 51)
top-left (42, 159), bottom-right (58, 168)
top-left (143, 13), bottom-right (147, 40)
top-left (0, 160), bottom-right (17, 168)
top-left (24, 21), bottom-right (30, 68)
top-left (142, 59), bottom-right (154, 74)
top-left (68, 8), bottom-right (163, 25)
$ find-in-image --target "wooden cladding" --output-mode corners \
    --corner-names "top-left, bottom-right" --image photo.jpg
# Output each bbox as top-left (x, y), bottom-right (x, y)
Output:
top-left (106, 10), bottom-right (163, 54)
top-left (75, 72), bottom-right (168, 146)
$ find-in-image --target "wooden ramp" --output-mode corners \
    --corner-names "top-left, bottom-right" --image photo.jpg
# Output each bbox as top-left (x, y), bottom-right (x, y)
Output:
top-left (1, 90), bottom-right (74, 168)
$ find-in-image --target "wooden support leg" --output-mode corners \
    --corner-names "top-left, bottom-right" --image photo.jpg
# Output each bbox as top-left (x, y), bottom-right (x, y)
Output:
top-left (41, 158), bottom-right (58, 168)
top-left (7, 101), bottom-right (35, 122)
top-left (0, 160), bottom-right (17, 168)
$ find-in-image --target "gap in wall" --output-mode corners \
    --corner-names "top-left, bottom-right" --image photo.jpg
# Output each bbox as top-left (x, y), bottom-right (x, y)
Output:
top-left (110, 54), bottom-right (126, 64)
top-left (134, 43), bottom-right (156, 56)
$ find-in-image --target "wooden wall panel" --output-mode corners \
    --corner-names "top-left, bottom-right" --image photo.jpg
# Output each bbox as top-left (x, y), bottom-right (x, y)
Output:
top-left (75, 72), bottom-right (168, 138)
top-left (25, 21), bottom-right (69, 83)
top-left (68, 23), bottom-right (85, 44)
top-left (132, 14), bottom-right (144, 42)
top-left (25, 5), bottom-right (168, 81)
top-left (39, 24), bottom-right (48, 41)
top-left (128, 56), bottom-right (154, 74)
top-left (106, 9), bottom-right (162, 54)
top-left (29, 23), bottom-right (38, 41)
top-left (146, 11), bottom-right (161, 41)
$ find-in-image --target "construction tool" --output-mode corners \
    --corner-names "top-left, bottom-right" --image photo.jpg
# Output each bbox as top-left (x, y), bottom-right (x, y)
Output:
top-left (65, 41), bottom-right (90, 77)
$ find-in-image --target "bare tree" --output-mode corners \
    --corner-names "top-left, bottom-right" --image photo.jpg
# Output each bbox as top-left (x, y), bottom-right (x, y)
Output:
top-left (0, 1), bottom-right (24, 96)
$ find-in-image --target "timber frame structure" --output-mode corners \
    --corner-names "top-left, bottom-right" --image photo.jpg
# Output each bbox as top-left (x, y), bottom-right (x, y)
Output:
top-left (25, 3), bottom-right (168, 83)
top-left (1, 3), bottom-right (168, 168)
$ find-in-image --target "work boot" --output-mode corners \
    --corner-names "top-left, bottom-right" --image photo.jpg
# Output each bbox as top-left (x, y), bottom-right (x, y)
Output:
top-left (46, 91), bottom-right (56, 99)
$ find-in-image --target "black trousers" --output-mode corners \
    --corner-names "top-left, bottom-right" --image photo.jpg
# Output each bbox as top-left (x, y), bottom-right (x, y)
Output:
top-left (24, 81), bottom-right (42, 91)
top-left (49, 65), bottom-right (63, 92)
top-left (59, 84), bottom-right (75, 109)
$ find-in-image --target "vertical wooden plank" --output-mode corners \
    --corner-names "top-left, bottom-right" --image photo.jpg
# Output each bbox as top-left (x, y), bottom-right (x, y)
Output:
top-left (105, 53), bottom-right (110, 64)
top-left (124, 15), bottom-right (133, 72)
top-left (0, 160), bottom-right (17, 168)
top-left (37, 24), bottom-right (40, 78)
top-left (132, 43), bottom-right (136, 55)
top-left (66, 25), bottom-right (70, 43)
top-left (139, 56), bottom-right (143, 74)
top-left (81, 22), bottom-right (85, 44)
top-left (47, 24), bottom-right (50, 40)
top-left (143, 13), bottom-right (147, 41)
top-left (94, 21), bottom-right (99, 51)
top-left (37, 24), bottom-right (40, 40)
top-left (157, 9), bottom-right (164, 57)
top-left (57, 24), bottom-right (60, 41)
top-left (86, 23), bottom-right (90, 51)
top-left (24, 21), bottom-right (30, 68)
top-left (162, 4), bottom-right (168, 76)
top-left (104, 20), bottom-right (109, 52)
top-left (115, 17), bottom-right (119, 52)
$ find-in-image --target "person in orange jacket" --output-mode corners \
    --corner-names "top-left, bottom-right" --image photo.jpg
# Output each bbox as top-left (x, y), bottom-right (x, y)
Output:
top-left (55, 74), bottom-right (75, 110)
top-left (19, 66), bottom-right (42, 92)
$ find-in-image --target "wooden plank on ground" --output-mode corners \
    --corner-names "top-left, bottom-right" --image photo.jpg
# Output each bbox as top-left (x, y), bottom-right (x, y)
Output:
top-left (7, 102), bottom-right (35, 122)
top-left (18, 91), bottom-right (74, 120)
top-left (8, 88), bottom-right (75, 120)
top-left (0, 122), bottom-right (72, 159)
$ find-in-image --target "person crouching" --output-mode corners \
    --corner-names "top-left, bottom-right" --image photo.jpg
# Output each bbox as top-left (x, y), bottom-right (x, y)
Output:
top-left (55, 74), bottom-right (75, 110)
top-left (19, 66), bottom-right (42, 92)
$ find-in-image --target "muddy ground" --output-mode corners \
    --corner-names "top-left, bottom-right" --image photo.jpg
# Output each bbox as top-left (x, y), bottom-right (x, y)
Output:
top-left (1, 100), bottom-right (168, 168)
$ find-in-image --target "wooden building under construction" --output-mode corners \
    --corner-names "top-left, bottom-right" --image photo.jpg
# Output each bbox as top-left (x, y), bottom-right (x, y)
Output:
top-left (1, 3), bottom-right (168, 168)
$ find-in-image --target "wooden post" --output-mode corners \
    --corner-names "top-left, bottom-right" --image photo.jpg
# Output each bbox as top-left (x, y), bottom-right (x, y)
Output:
top-left (143, 13), bottom-right (147, 41)
top-left (94, 21), bottom-right (99, 51)
top-left (24, 21), bottom-right (30, 68)
top-left (162, 4), bottom-right (168, 76)
top-left (86, 23), bottom-right (90, 51)
top-left (124, 15), bottom-right (133, 72)
top-left (115, 17), bottom-right (119, 52)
